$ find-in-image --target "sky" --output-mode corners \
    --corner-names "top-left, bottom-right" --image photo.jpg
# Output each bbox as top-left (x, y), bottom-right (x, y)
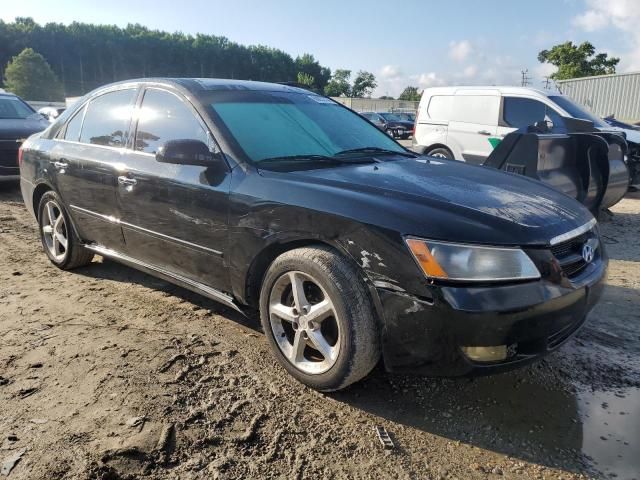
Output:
top-left (3, 0), bottom-right (639, 97)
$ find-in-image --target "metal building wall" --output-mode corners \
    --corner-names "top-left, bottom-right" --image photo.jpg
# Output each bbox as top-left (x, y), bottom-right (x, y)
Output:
top-left (557, 72), bottom-right (640, 121)
top-left (331, 97), bottom-right (419, 113)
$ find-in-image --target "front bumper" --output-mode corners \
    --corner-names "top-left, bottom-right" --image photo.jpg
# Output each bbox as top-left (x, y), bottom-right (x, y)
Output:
top-left (377, 255), bottom-right (607, 376)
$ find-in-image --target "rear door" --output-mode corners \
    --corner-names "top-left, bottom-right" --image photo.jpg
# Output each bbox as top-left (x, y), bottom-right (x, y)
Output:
top-left (117, 87), bottom-right (232, 291)
top-left (447, 92), bottom-right (500, 164)
top-left (52, 88), bottom-right (138, 249)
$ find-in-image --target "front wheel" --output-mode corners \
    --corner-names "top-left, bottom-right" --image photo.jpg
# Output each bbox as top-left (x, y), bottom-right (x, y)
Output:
top-left (426, 147), bottom-right (453, 159)
top-left (259, 246), bottom-right (380, 391)
top-left (38, 191), bottom-right (94, 270)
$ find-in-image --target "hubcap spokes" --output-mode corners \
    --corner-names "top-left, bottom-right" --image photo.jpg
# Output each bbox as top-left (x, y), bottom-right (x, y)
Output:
top-left (269, 271), bottom-right (340, 374)
top-left (42, 201), bottom-right (68, 262)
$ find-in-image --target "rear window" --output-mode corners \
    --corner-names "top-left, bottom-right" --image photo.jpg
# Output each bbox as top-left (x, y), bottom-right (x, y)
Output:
top-left (79, 89), bottom-right (137, 147)
top-left (0, 96), bottom-right (36, 119)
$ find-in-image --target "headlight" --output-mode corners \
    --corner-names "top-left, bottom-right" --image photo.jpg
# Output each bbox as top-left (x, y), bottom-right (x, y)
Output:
top-left (405, 238), bottom-right (540, 282)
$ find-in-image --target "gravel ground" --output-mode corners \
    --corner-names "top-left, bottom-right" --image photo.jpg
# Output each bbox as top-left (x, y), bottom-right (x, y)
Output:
top-left (0, 180), bottom-right (638, 480)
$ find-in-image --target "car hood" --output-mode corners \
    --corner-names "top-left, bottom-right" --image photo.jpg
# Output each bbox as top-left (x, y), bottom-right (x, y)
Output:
top-left (259, 156), bottom-right (594, 246)
top-left (0, 118), bottom-right (49, 140)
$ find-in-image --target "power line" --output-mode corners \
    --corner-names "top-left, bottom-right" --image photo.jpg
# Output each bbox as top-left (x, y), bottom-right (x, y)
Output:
top-left (520, 69), bottom-right (531, 87)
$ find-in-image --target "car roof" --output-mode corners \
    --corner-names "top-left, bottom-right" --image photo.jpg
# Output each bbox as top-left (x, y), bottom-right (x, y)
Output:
top-left (421, 85), bottom-right (557, 99)
top-left (92, 78), bottom-right (314, 96)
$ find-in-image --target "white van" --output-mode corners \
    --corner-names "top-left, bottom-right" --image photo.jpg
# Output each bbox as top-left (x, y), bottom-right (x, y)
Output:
top-left (412, 86), bottom-right (624, 164)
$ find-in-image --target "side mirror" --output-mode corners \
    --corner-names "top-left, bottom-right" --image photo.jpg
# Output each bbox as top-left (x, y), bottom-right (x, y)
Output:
top-left (156, 139), bottom-right (216, 166)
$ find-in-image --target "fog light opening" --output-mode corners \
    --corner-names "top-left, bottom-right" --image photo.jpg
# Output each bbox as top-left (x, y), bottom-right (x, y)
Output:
top-left (462, 345), bottom-right (511, 362)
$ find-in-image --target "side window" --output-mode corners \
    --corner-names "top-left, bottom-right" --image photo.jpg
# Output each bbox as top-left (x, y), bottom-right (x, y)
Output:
top-left (80, 89), bottom-right (136, 147)
top-left (63, 105), bottom-right (85, 141)
top-left (135, 89), bottom-right (209, 154)
top-left (503, 97), bottom-right (564, 129)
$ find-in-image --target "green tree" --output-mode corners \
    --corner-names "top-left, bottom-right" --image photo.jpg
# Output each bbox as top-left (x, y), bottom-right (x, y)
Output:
top-left (324, 69), bottom-right (351, 97)
top-left (398, 86), bottom-right (421, 101)
top-left (4, 47), bottom-right (64, 100)
top-left (538, 41), bottom-right (619, 80)
top-left (296, 72), bottom-right (314, 87)
top-left (351, 70), bottom-right (377, 98)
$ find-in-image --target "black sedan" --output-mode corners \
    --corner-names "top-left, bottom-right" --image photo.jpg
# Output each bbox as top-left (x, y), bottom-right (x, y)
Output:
top-left (19, 79), bottom-right (606, 391)
top-left (0, 92), bottom-right (49, 178)
top-left (360, 111), bottom-right (413, 139)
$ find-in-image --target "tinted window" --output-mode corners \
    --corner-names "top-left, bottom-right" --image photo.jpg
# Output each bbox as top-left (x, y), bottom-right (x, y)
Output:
top-left (503, 97), bottom-right (565, 129)
top-left (210, 91), bottom-right (404, 162)
top-left (64, 105), bottom-right (85, 141)
top-left (135, 89), bottom-right (209, 154)
top-left (80, 89), bottom-right (136, 147)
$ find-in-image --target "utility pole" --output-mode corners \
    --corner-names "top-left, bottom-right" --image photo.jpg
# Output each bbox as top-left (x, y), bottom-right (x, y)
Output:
top-left (542, 76), bottom-right (552, 90)
top-left (520, 69), bottom-right (531, 87)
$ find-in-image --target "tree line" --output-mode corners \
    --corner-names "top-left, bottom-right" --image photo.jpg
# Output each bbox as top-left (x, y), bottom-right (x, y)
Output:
top-left (0, 17), bottom-right (336, 98)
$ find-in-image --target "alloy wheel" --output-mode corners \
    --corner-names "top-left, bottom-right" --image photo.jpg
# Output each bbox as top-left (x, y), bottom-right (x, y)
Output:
top-left (269, 271), bottom-right (341, 374)
top-left (41, 200), bottom-right (68, 262)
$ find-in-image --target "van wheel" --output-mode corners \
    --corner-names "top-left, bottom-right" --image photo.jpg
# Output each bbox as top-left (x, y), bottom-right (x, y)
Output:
top-left (259, 246), bottom-right (380, 392)
top-left (38, 191), bottom-right (94, 270)
top-left (426, 147), bottom-right (453, 159)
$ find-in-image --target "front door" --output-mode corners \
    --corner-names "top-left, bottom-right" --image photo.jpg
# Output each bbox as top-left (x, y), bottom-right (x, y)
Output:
top-left (117, 87), bottom-right (232, 292)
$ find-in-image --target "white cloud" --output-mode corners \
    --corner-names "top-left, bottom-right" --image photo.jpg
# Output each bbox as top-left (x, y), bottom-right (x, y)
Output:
top-left (462, 65), bottom-right (478, 78)
top-left (449, 40), bottom-right (473, 62)
top-left (572, 10), bottom-right (608, 31)
top-left (380, 65), bottom-right (402, 80)
top-left (414, 72), bottom-right (447, 88)
top-left (573, 0), bottom-right (640, 71)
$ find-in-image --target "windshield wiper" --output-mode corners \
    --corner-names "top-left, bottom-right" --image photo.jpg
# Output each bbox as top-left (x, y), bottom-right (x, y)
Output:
top-left (259, 154), bottom-right (378, 165)
top-left (334, 147), bottom-right (416, 157)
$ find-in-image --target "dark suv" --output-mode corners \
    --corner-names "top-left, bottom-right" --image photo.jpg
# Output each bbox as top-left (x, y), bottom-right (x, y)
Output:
top-left (20, 79), bottom-right (606, 391)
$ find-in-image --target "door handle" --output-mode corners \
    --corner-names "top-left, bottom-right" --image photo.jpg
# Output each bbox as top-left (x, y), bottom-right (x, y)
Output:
top-left (52, 160), bottom-right (68, 170)
top-left (477, 130), bottom-right (492, 136)
top-left (117, 176), bottom-right (137, 187)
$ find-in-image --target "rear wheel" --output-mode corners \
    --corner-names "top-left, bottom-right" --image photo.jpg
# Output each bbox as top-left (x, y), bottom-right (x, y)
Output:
top-left (259, 246), bottom-right (380, 391)
top-left (426, 147), bottom-right (453, 159)
top-left (38, 191), bottom-right (94, 270)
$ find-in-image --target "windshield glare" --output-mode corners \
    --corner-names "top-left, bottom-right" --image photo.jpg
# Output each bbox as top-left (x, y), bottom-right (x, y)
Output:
top-left (0, 97), bottom-right (37, 120)
top-left (209, 92), bottom-right (405, 162)
top-left (548, 95), bottom-right (607, 128)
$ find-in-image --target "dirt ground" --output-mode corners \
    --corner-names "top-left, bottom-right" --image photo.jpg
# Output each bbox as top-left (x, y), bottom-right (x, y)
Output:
top-left (0, 180), bottom-right (638, 480)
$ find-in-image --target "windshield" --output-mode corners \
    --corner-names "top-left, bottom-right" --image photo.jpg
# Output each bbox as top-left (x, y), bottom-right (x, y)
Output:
top-left (0, 96), bottom-right (37, 120)
top-left (208, 91), bottom-right (405, 163)
top-left (379, 113), bottom-right (402, 121)
top-left (548, 95), bottom-right (607, 128)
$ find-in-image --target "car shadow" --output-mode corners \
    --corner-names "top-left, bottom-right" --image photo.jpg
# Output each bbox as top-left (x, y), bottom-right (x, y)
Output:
top-left (73, 257), bottom-right (262, 333)
top-left (330, 364), bottom-right (586, 473)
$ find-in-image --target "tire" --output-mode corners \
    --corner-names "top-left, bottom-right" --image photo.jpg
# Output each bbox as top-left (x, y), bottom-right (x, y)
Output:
top-left (259, 246), bottom-right (380, 392)
top-left (426, 147), bottom-right (453, 159)
top-left (37, 190), bottom-right (94, 270)
top-left (385, 128), bottom-right (395, 138)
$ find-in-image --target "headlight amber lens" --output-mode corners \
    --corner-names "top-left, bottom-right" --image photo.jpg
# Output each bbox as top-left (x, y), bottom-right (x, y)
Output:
top-left (406, 238), bottom-right (540, 281)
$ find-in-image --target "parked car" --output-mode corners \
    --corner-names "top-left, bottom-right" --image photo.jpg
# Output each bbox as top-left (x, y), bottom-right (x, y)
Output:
top-left (0, 92), bottom-right (49, 179)
top-left (20, 79), bottom-right (606, 391)
top-left (394, 111), bottom-right (416, 123)
top-left (360, 111), bottom-right (412, 139)
top-left (38, 106), bottom-right (66, 123)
